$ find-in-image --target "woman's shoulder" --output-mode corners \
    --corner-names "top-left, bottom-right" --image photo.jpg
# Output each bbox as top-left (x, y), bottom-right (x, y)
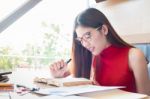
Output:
top-left (129, 47), bottom-right (145, 59)
top-left (128, 47), bottom-right (147, 70)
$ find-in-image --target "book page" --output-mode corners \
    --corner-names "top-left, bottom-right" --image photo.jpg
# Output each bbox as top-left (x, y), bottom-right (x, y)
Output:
top-left (33, 85), bottom-right (125, 96)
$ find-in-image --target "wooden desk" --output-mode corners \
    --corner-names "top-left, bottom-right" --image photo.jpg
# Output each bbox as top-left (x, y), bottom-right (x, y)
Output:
top-left (80, 89), bottom-right (149, 99)
top-left (1, 68), bottom-right (149, 99)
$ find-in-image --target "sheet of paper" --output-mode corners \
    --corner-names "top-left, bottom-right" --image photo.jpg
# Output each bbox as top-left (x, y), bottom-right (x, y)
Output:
top-left (33, 85), bottom-right (125, 96)
top-left (41, 95), bottom-right (93, 99)
top-left (9, 92), bottom-right (92, 99)
top-left (0, 93), bottom-right (10, 99)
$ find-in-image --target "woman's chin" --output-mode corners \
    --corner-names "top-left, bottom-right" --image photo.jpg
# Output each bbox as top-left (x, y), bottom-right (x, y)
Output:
top-left (92, 51), bottom-right (99, 56)
top-left (92, 50), bottom-right (101, 56)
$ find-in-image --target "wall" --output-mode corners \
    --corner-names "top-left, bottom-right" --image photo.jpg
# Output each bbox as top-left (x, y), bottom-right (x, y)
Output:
top-left (93, 0), bottom-right (150, 43)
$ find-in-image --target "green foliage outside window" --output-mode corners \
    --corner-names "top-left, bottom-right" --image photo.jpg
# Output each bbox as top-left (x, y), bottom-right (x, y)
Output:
top-left (0, 23), bottom-right (71, 70)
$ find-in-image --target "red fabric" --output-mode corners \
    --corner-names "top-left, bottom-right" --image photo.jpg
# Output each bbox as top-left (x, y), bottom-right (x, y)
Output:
top-left (93, 45), bottom-right (137, 92)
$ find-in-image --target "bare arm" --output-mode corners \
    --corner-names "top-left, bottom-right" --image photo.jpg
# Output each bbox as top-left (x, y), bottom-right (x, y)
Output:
top-left (129, 48), bottom-right (150, 95)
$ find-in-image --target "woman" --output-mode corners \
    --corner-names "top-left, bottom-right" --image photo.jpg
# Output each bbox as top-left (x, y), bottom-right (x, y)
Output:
top-left (50, 8), bottom-right (150, 95)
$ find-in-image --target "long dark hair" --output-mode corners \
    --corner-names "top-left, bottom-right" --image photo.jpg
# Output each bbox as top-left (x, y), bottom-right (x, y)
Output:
top-left (72, 8), bottom-right (133, 79)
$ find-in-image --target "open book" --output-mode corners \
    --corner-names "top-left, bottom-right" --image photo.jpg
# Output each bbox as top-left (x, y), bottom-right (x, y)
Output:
top-left (34, 77), bottom-right (93, 87)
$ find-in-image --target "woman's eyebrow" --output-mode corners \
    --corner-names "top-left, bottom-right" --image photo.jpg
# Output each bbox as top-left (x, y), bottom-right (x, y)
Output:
top-left (78, 32), bottom-right (89, 38)
top-left (77, 32), bottom-right (87, 38)
top-left (77, 30), bottom-right (91, 38)
top-left (83, 31), bottom-right (91, 35)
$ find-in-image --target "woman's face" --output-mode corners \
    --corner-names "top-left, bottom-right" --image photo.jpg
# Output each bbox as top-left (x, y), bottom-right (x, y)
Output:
top-left (75, 25), bottom-right (110, 55)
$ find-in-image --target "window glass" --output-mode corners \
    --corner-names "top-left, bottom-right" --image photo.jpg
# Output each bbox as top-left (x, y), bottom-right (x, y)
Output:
top-left (0, 0), bottom-right (88, 69)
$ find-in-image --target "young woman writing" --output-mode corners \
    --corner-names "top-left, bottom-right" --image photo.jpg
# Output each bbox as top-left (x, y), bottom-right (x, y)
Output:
top-left (50, 8), bottom-right (150, 95)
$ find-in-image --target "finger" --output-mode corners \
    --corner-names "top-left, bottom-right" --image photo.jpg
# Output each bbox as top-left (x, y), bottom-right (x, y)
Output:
top-left (62, 60), bottom-right (67, 67)
top-left (52, 62), bottom-right (58, 71)
top-left (60, 60), bottom-right (65, 69)
top-left (56, 61), bottom-right (61, 70)
top-left (50, 64), bottom-right (54, 71)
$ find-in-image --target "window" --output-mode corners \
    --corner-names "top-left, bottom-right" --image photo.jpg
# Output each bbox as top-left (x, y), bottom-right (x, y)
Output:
top-left (0, 0), bottom-right (88, 70)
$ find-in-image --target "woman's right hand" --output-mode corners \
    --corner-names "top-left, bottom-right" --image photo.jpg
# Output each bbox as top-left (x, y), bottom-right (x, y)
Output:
top-left (49, 59), bottom-right (68, 78)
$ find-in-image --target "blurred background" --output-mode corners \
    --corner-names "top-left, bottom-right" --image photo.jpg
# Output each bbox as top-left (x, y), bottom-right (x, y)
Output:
top-left (0, 0), bottom-right (90, 70)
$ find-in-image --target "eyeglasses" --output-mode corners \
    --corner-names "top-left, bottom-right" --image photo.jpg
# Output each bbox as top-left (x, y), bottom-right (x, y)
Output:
top-left (75, 26), bottom-right (102, 45)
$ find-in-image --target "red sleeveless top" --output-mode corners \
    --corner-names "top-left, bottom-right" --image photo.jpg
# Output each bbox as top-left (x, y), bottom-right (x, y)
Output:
top-left (93, 45), bottom-right (137, 92)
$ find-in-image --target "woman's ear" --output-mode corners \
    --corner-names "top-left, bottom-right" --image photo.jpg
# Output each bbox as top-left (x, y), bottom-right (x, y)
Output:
top-left (101, 24), bottom-right (108, 35)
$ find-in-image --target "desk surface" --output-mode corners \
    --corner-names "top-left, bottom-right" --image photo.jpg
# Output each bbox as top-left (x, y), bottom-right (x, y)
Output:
top-left (1, 89), bottom-right (149, 99)
top-left (1, 68), bottom-right (149, 99)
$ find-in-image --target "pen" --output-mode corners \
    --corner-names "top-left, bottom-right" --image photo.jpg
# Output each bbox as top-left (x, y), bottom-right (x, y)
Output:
top-left (66, 59), bottom-right (72, 64)
top-left (59, 59), bottom-right (71, 70)
top-left (16, 84), bottom-right (40, 91)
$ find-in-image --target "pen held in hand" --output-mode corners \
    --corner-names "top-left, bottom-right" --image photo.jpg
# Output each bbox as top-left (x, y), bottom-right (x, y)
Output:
top-left (60, 59), bottom-right (71, 70)
top-left (66, 59), bottom-right (72, 64)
